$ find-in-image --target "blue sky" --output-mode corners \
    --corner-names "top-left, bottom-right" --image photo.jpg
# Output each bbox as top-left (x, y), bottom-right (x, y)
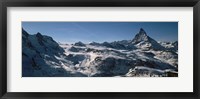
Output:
top-left (22, 22), bottom-right (178, 44)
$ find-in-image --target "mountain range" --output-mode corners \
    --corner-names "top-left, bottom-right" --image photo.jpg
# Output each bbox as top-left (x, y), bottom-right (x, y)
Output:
top-left (22, 28), bottom-right (178, 77)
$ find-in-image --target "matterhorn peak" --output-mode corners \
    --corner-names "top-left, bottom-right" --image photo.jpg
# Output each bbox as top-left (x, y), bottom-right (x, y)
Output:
top-left (139, 28), bottom-right (147, 35)
top-left (131, 28), bottom-right (165, 50)
top-left (132, 28), bottom-right (149, 44)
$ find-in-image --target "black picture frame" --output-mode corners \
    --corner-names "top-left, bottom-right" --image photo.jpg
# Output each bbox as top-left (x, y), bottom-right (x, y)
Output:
top-left (0, 0), bottom-right (199, 99)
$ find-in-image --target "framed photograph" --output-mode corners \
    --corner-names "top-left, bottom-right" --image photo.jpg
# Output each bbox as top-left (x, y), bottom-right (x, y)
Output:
top-left (0, 0), bottom-right (199, 99)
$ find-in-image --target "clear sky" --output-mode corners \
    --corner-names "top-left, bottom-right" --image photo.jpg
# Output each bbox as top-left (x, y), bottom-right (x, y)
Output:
top-left (22, 22), bottom-right (178, 44)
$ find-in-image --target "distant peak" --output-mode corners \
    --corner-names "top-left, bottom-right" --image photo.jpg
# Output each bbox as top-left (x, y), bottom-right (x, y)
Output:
top-left (139, 28), bottom-right (147, 35)
top-left (74, 41), bottom-right (85, 46)
top-left (140, 28), bottom-right (144, 31)
top-left (77, 41), bottom-right (83, 43)
top-left (132, 28), bottom-right (149, 44)
top-left (36, 32), bottom-right (42, 35)
top-left (36, 32), bottom-right (43, 39)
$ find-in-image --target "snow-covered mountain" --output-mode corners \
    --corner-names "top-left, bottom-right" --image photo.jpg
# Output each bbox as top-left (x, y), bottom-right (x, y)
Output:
top-left (22, 28), bottom-right (178, 77)
top-left (22, 28), bottom-right (86, 77)
top-left (159, 41), bottom-right (178, 52)
top-left (131, 28), bottom-right (165, 50)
